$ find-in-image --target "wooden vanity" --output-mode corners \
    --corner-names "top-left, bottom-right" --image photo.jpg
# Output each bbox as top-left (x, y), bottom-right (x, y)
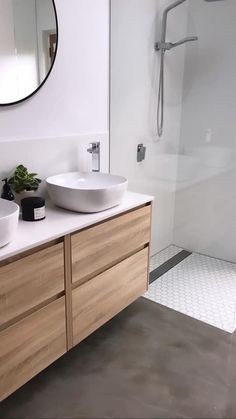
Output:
top-left (0, 194), bottom-right (152, 401)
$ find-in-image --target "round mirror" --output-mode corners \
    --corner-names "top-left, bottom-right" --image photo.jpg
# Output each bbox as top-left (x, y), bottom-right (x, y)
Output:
top-left (0, 0), bottom-right (58, 106)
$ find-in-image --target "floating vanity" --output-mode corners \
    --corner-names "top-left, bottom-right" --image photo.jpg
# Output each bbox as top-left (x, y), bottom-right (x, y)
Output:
top-left (0, 191), bottom-right (153, 401)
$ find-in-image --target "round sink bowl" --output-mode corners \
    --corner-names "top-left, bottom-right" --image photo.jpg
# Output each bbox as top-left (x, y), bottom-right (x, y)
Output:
top-left (0, 199), bottom-right (19, 247)
top-left (46, 172), bottom-right (128, 213)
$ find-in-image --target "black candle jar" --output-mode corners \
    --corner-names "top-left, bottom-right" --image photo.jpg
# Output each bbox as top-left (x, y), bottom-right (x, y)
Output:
top-left (21, 197), bottom-right (46, 222)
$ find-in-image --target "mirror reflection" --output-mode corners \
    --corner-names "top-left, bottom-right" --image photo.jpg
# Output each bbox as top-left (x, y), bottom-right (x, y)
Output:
top-left (0, 0), bottom-right (58, 105)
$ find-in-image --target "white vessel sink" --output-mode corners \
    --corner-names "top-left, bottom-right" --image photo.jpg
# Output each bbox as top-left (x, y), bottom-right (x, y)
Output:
top-left (46, 172), bottom-right (128, 213)
top-left (0, 199), bottom-right (19, 247)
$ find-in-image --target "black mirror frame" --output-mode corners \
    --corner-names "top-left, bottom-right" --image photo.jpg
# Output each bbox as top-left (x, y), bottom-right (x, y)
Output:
top-left (0, 0), bottom-right (59, 107)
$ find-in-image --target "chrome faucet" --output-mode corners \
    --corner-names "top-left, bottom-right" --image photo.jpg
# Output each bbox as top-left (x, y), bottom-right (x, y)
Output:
top-left (87, 142), bottom-right (100, 172)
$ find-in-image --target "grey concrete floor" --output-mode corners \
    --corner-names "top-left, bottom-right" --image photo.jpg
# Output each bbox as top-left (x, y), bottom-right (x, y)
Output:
top-left (1, 298), bottom-right (236, 419)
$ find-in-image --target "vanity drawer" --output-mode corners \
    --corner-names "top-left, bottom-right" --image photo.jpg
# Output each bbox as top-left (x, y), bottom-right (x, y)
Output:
top-left (72, 247), bottom-right (149, 346)
top-left (0, 297), bottom-right (66, 402)
top-left (71, 205), bottom-right (151, 285)
top-left (0, 242), bottom-right (64, 327)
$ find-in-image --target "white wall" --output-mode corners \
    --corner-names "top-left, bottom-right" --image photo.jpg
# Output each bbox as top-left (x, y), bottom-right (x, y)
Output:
top-left (0, 0), bottom-right (109, 186)
top-left (110, 0), bottom-right (188, 254)
top-left (173, 0), bottom-right (236, 263)
top-left (0, 134), bottom-right (109, 197)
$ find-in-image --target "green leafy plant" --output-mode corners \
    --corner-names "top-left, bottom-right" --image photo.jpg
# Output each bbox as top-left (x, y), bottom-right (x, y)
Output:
top-left (8, 165), bottom-right (42, 193)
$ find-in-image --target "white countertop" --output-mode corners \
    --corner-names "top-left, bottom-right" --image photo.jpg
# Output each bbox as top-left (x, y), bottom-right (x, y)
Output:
top-left (0, 191), bottom-right (153, 262)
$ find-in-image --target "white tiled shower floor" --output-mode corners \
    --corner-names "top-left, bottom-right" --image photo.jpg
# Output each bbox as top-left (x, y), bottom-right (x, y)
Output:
top-left (145, 247), bottom-right (236, 333)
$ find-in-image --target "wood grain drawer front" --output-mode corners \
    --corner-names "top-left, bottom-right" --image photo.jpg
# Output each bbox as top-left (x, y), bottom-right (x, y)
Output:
top-left (0, 297), bottom-right (66, 402)
top-left (72, 205), bottom-right (151, 285)
top-left (72, 247), bottom-right (149, 346)
top-left (0, 243), bottom-right (64, 327)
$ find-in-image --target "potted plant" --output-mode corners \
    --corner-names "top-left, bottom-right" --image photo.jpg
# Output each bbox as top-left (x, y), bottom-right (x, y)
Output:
top-left (8, 165), bottom-right (42, 203)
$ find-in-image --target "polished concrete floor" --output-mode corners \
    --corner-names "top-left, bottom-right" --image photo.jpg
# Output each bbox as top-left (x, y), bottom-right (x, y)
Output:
top-left (1, 298), bottom-right (236, 419)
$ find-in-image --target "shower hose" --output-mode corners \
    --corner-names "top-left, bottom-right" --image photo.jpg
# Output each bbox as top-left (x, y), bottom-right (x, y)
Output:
top-left (157, 49), bottom-right (165, 137)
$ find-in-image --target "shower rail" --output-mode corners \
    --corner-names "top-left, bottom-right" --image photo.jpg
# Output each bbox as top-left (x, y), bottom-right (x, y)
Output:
top-left (155, 0), bottom-right (198, 137)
